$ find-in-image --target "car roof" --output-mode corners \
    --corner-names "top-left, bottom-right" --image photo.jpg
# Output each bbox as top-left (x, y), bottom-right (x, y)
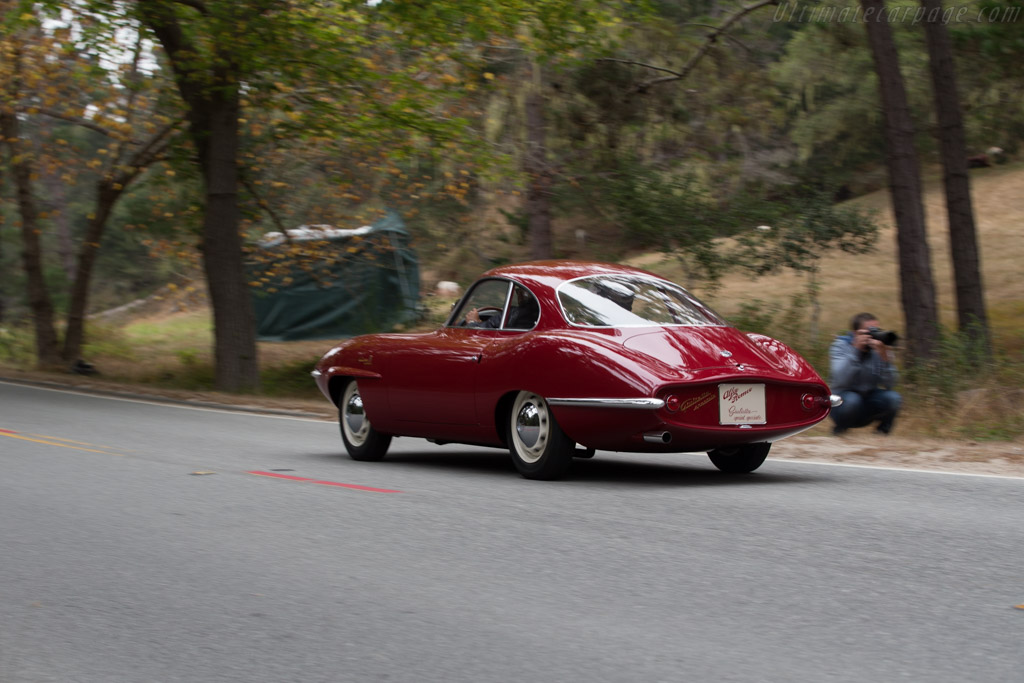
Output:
top-left (478, 260), bottom-right (667, 290)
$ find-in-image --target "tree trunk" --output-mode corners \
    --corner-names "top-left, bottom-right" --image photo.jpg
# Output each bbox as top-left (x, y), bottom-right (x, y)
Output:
top-left (920, 0), bottom-right (991, 356)
top-left (200, 88), bottom-right (260, 392)
top-left (62, 121), bottom-right (174, 364)
top-left (0, 110), bottom-right (62, 369)
top-left (61, 180), bottom-right (117, 364)
top-left (0, 164), bottom-right (5, 324)
top-left (860, 0), bottom-right (939, 364)
top-left (524, 62), bottom-right (553, 260)
top-left (140, 4), bottom-right (260, 392)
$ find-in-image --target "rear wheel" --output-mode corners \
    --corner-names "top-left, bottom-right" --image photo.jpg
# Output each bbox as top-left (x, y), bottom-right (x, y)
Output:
top-left (339, 379), bottom-right (391, 461)
top-left (708, 442), bottom-right (770, 474)
top-left (508, 391), bottom-right (574, 480)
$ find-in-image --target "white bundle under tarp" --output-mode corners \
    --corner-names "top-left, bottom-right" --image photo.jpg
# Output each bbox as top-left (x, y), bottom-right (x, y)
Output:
top-left (259, 224), bottom-right (374, 247)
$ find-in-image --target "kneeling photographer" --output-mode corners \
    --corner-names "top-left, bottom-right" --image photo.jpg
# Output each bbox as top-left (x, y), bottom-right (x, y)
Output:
top-left (828, 312), bottom-right (902, 436)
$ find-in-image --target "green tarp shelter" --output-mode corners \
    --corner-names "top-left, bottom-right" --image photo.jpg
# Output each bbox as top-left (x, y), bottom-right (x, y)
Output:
top-left (249, 211), bottom-right (419, 341)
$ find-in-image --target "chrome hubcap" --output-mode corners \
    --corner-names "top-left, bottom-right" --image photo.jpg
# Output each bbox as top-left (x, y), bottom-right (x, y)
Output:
top-left (513, 392), bottom-right (548, 464)
top-left (516, 403), bottom-right (541, 449)
top-left (342, 383), bottom-right (369, 446)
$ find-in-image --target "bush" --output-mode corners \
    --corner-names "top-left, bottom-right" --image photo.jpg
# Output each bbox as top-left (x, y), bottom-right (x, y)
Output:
top-left (259, 357), bottom-right (321, 398)
top-left (904, 330), bottom-right (1024, 440)
top-left (0, 325), bottom-right (35, 366)
top-left (721, 299), bottom-right (1024, 440)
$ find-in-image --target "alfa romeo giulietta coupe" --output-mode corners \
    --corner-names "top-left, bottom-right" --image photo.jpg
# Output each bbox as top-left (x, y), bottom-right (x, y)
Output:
top-left (313, 260), bottom-right (839, 480)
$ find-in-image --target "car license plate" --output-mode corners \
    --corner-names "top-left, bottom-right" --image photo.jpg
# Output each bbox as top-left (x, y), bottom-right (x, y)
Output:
top-left (718, 383), bottom-right (766, 425)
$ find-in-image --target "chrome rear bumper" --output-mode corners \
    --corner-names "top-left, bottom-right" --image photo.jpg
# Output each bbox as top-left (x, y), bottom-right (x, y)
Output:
top-left (547, 397), bottom-right (665, 409)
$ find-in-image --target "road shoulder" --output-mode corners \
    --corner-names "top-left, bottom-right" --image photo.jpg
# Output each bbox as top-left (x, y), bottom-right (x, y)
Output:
top-left (3, 369), bottom-right (1022, 478)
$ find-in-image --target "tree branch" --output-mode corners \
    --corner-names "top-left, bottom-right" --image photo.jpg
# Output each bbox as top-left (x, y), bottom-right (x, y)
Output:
top-left (30, 108), bottom-right (114, 137)
top-left (601, 0), bottom-right (779, 94)
top-left (240, 174), bottom-right (291, 242)
top-left (124, 120), bottom-right (180, 170)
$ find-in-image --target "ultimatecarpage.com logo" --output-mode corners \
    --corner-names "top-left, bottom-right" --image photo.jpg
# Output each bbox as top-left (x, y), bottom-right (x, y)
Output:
top-left (771, 2), bottom-right (1021, 24)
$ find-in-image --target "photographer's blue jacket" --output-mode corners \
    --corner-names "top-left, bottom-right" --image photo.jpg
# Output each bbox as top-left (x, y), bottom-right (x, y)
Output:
top-left (828, 333), bottom-right (898, 394)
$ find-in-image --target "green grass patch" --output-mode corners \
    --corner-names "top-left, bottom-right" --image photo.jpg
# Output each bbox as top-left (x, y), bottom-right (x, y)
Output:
top-left (259, 357), bottom-right (322, 398)
top-left (0, 325), bottom-right (36, 365)
top-left (147, 359), bottom-right (217, 392)
top-left (990, 301), bottom-right (1024, 356)
top-left (121, 311), bottom-right (213, 350)
top-left (82, 322), bottom-right (136, 361)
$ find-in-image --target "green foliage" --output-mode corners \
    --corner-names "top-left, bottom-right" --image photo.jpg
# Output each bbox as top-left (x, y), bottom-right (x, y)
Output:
top-left (0, 325), bottom-right (35, 365)
top-left (176, 349), bottom-right (199, 367)
top-left (727, 299), bottom-right (780, 336)
top-left (773, 0), bottom-right (1024, 179)
top-left (158, 359), bottom-right (216, 392)
top-left (122, 313), bottom-right (212, 350)
top-left (3, 0), bottom-right (1019, 382)
top-left (950, 1), bottom-right (1024, 153)
top-left (0, 219), bottom-right (22, 321)
top-left (556, 157), bottom-right (732, 283)
top-left (81, 323), bottom-right (135, 360)
top-left (904, 326), bottom-right (994, 397)
top-left (904, 327), bottom-right (1024, 440)
top-left (722, 293), bottom-right (828, 372)
top-left (772, 17), bottom-right (884, 165)
top-left (259, 357), bottom-right (321, 398)
top-left (732, 189), bottom-right (879, 276)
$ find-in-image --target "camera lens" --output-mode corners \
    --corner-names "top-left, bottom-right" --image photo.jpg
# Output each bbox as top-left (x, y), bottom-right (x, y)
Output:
top-left (867, 326), bottom-right (899, 345)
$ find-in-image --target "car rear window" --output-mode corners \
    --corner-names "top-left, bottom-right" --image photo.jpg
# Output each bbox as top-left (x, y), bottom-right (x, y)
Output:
top-left (557, 275), bottom-right (726, 328)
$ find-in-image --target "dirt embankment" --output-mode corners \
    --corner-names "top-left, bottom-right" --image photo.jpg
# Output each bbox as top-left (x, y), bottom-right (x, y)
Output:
top-left (770, 426), bottom-right (1024, 478)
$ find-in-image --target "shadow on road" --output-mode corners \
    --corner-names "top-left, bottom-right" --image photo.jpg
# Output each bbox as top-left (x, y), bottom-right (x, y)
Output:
top-left (303, 448), bottom-right (833, 488)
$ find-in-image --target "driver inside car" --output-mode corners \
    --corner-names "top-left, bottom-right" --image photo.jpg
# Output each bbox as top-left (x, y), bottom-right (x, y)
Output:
top-left (466, 285), bottom-right (539, 330)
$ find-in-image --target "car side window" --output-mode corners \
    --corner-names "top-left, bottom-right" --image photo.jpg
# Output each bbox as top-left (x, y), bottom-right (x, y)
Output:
top-left (449, 279), bottom-right (512, 328)
top-left (504, 284), bottom-right (540, 330)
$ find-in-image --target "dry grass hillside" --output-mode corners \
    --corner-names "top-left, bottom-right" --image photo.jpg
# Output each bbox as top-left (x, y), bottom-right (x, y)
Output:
top-left (635, 162), bottom-right (1023, 353)
top-left (666, 162), bottom-right (1024, 449)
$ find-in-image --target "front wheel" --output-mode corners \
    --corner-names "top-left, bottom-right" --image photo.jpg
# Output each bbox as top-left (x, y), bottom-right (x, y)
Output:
top-left (339, 379), bottom-right (391, 461)
top-left (708, 442), bottom-right (770, 474)
top-left (508, 391), bottom-right (574, 480)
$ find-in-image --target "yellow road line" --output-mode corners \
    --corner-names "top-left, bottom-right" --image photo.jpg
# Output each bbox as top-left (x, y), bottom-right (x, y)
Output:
top-left (24, 433), bottom-right (129, 451)
top-left (0, 431), bottom-right (125, 456)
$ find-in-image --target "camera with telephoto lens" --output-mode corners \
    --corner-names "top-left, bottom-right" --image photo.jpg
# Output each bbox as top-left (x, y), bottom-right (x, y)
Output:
top-left (867, 326), bottom-right (899, 346)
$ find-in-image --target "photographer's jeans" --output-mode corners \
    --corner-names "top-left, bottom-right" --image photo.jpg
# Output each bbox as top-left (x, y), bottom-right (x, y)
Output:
top-left (831, 389), bottom-right (902, 434)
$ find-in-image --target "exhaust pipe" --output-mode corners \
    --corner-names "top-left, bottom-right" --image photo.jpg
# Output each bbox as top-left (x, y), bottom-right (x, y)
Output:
top-left (643, 431), bottom-right (672, 444)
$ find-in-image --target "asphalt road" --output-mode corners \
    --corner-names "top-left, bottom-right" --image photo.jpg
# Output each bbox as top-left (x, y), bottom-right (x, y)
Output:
top-left (1, 380), bottom-right (1022, 683)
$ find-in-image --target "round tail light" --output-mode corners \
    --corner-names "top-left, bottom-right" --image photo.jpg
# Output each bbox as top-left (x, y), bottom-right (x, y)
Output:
top-left (665, 395), bottom-right (681, 412)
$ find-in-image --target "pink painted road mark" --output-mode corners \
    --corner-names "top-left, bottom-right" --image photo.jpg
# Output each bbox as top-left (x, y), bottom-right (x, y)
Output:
top-left (247, 471), bottom-right (402, 493)
top-left (0, 428), bottom-right (17, 434)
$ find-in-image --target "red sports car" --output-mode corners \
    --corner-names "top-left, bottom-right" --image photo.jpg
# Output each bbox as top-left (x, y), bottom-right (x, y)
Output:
top-left (313, 260), bottom-right (839, 480)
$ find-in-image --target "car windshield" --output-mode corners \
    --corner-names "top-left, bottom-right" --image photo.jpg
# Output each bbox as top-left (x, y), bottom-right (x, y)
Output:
top-left (557, 275), bottom-right (726, 327)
